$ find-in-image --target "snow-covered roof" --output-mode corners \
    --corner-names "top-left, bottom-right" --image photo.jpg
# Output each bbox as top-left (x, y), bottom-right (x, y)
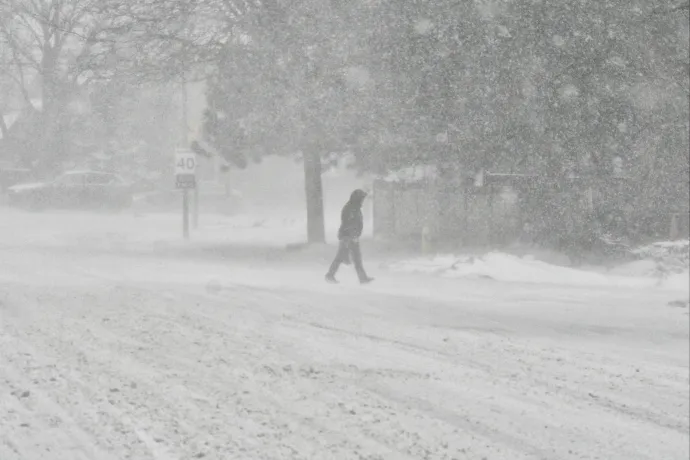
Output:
top-left (0, 111), bottom-right (21, 140)
top-left (380, 165), bottom-right (438, 183)
top-left (0, 98), bottom-right (42, 140)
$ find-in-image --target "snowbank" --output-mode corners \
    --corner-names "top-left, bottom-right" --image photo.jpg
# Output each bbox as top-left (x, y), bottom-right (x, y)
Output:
top-left (0, 210), bottom-right (319, 252)
top-left (630, 240), bottom-right (689, 276)
top-left (664, 271), bottom-right (690, 292)
top-left (388, 251), bottom-right (689, 292)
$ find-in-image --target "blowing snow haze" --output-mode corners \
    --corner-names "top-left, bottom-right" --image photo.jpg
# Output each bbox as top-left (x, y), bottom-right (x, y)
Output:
top-left (0, 0), bottom-right (688, 459)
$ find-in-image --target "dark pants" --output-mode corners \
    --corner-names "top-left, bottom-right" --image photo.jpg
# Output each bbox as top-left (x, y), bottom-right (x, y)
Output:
top-left (327, 239), bottom-right (368, 280)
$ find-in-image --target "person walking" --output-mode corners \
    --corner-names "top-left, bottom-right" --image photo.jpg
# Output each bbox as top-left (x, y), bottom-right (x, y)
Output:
top-left (325, 189), bottom-right (374, 284)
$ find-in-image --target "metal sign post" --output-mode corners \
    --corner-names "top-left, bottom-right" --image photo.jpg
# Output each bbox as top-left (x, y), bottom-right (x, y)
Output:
top-left (175, 151), bottom-right (197, 240)
top-left (193, 182), bottom-right (199, 229)
top-left (182, 189), bottom-right (190, 239)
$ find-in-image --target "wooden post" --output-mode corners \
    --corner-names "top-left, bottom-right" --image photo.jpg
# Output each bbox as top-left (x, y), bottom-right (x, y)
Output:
top-left (463, 188), bottom-right (469, 246)
top-left (670, 213), bottom-right (679, 240)
top-left (372, 180), bottom-right (377, 238)
top-left (391, 183), bottom-right (397, 237)
top-left (489, 183), bottom-right (495, 246)
top-left (421, 225), bottom-right (431, 254)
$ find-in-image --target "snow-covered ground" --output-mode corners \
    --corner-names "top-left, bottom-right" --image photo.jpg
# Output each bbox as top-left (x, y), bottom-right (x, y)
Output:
top-left (0, 208), bottom-right (688, 460)
top-left (388, 251), bottom-right (689, 293)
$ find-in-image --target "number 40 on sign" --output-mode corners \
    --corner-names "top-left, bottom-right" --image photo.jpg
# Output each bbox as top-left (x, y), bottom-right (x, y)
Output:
top-left (175, 152), bottom-right (196, 174)
top-left (175, 152), bottom-right (197, 189)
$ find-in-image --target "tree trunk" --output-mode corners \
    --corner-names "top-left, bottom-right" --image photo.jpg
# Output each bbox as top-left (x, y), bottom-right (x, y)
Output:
top-left (0, 109), bottom-right (8, 141)
top-left (303, 148), bottom-right (326, 243)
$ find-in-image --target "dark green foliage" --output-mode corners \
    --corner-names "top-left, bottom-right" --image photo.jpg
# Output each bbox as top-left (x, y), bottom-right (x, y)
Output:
top-left (187, 0), bottom-right (687, 244)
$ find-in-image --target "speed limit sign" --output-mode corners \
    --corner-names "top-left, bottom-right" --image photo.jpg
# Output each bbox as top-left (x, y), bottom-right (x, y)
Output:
top-left (175, 152), bottom-right (197, 175)
top-left (175, 151), bottom-right (197, 190)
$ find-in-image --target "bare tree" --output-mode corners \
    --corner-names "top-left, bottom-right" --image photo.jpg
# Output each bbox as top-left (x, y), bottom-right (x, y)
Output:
top-left (99, 0), bottom-right (350, 243)
top-left (0, 0), bottom-right (107, 169)
top-left (0, 43), bottom-right (14, 142)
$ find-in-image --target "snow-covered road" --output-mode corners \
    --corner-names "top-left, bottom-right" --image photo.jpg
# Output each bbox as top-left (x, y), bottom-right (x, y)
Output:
top-left (0, 211), bottom-right (688, 460)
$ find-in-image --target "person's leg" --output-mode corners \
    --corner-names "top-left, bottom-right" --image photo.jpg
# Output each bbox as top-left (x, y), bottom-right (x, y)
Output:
top-left (349, 241), bottom-right (371, 282)
top-left (326, 240), bottom-right (348, 279)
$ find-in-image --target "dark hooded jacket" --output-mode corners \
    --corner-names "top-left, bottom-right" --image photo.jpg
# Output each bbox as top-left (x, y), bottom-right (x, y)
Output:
top-left (338, 189), bottom-right (367, 240)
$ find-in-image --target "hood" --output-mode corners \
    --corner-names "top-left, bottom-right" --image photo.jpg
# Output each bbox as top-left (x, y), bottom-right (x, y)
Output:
top-left (348, 189), bottom-right (367, 208)
top-left (7, 181), bottom-right (47, 192)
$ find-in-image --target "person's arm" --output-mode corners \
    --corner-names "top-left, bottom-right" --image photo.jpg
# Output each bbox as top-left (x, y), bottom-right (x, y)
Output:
top-left (340, 205), bottom-right (356, 239)
top-left (354, 209), bottom-right (364, 239)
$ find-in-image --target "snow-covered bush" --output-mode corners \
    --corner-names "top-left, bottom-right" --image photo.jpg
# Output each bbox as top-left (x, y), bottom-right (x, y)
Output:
top-left (630, 240), bottom-right (689, 277)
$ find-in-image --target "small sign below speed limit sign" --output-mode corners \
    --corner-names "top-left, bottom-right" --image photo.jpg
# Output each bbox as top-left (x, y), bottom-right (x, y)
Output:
top-left (175, 152), bottom-right (197, 175)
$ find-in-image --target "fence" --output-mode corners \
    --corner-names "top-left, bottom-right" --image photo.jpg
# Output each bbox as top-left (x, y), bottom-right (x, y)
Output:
top-left (374, 175), bottom-right (690, 253)
top-left (372, 179), bottom-right (522, 247)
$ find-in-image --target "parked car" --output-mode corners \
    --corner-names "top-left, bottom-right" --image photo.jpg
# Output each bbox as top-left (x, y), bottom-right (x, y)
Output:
top-left (7, 170), bottom-right (133, 210)
top-left (132, 181), bottom-right (243, 214)
top-left (0, 167), bottom-right (33, 192)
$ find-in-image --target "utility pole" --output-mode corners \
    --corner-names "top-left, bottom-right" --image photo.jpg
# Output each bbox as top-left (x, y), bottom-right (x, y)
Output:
top-left (181, 72), bottom-right (199, 229)
top-left (182, 75), bottom-right (188, 145)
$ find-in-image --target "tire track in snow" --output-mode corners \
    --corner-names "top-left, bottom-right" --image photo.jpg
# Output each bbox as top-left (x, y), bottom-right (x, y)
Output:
top-left (1, 284), bottom-right (428, 459)
top-left (1, 248), bottom-right (688, 460)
